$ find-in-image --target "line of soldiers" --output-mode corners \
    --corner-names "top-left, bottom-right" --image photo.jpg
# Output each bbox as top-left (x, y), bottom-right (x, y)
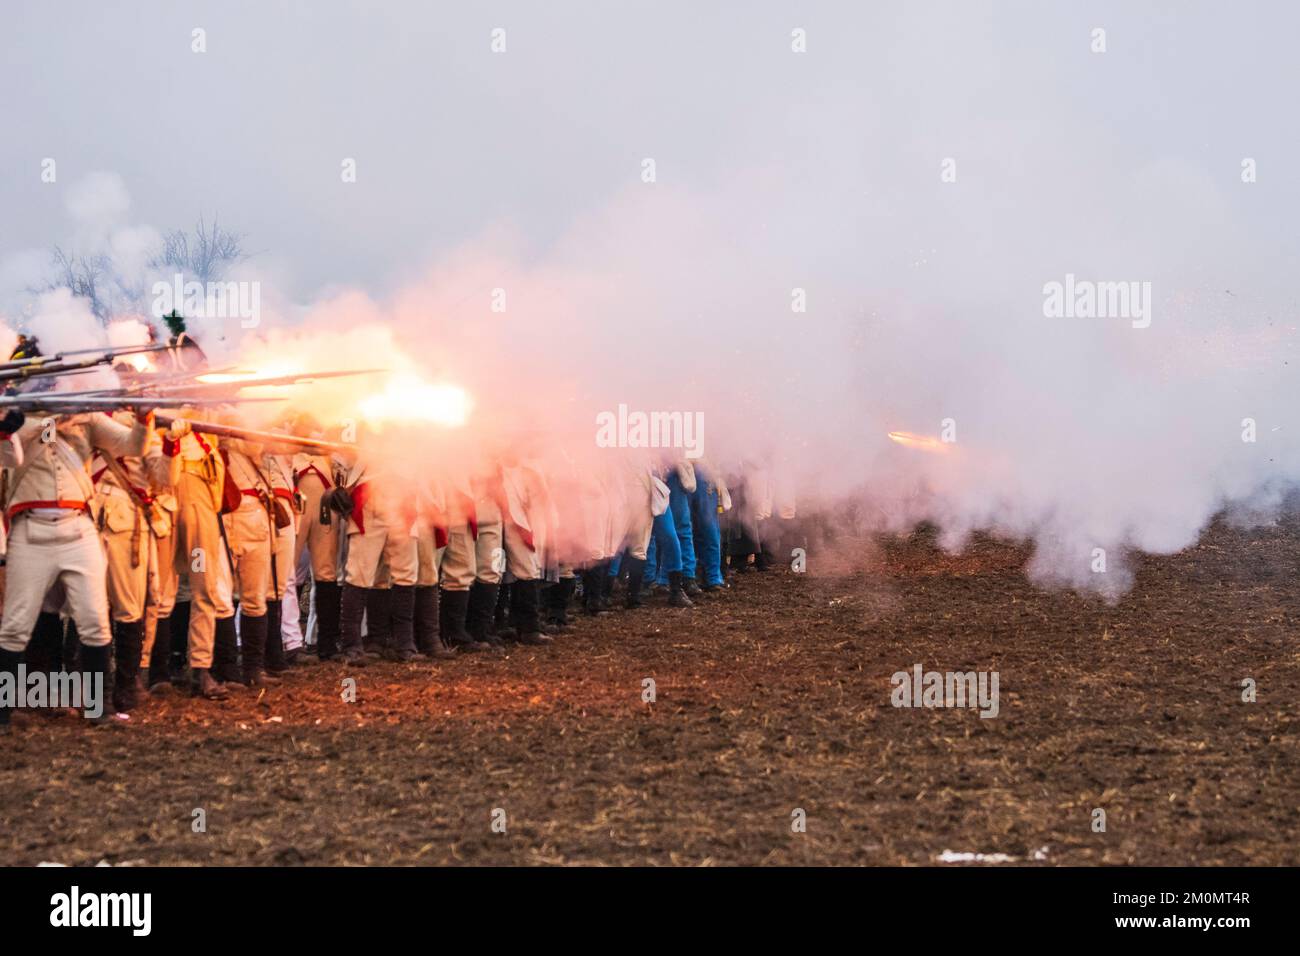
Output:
top-left (0, 367), bottom-right (800, 731)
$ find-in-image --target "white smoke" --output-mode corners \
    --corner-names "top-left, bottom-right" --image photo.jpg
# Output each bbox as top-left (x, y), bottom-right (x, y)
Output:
top-left (3, 4), bottom-right (1297, 597)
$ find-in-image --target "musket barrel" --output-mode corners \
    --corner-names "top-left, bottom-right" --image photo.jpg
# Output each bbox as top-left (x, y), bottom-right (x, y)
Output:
top-left (0, 342), bottom-right (173, 373)
top-left (154, 414), bottom-right (353, 454)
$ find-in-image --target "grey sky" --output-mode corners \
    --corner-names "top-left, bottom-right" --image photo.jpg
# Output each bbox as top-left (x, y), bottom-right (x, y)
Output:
top-left (3, 1), bottom-right (1296, 302)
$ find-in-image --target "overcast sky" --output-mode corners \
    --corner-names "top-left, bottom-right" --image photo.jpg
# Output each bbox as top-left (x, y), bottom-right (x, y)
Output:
top-left (3, 0), bottom-right (1297, 303)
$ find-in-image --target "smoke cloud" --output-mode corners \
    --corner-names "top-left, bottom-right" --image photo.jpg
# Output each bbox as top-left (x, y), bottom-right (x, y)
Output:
top-left (1, 2), bottom-right (1295, 596)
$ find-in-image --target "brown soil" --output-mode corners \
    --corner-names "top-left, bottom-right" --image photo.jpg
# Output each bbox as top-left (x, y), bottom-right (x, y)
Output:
top-left (2, 516), bottom-right (1297, 866)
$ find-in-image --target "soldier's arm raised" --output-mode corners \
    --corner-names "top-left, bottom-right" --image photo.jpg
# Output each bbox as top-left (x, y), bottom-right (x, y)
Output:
top-left (89, 410), bottom-right (151, 459)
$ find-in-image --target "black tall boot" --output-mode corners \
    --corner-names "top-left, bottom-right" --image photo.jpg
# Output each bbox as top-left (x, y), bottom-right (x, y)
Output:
top-left (111, 620), bottom-right (145, 714)
top-left (27, 612), bottom-right (64, 674)
top-left (212, 614), bottom-right (243, 686)
top-left (387, 585), bottom-right (418, 661)
top-left (560, 577), bottom-right (577, 625)
top-left (0, 647), bottom-right (21, 729)
top-left (544, 579), bottom-right (571, 631)
top-left (148, 614), bottom-right (174, 694)
top-left (668, 570), bottom-right (695, 608)
top-left (240, 612), bottom-right (276, 688)
top-left (63, 620), bottom-right (81, 672)
top-left (339, 584), bottom-right (369, 666)
top-left (169, 601), bottom-right (191, 683)
top-left (265, 600), bottom-right (287, 676)
top-left (364, 587), bottom-right (393, 656)
top-left (440, 588), bottom-right (486, 652)
top-left (415, 585), bottom-right (455, 659)
top-left (624, 556), bottom-right (647, 609)
top-left (314, 581), bottom-right (342, 661)
top-left (582, 567), bottom-right (609, 616)
top-left (598, 561), bottom-right (615, 612)
top-left (493, 581), bottom-right (510, 635)
top-left (467, 581), bottom-right (504, 648)
top-left (79, 642), bottom-right (113, 724)
top-left (510, 580), bottom-right (550, 646)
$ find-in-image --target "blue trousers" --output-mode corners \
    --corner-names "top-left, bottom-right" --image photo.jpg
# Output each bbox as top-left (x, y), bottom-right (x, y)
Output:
top-left (648, 480), bottom-right (694, 584)
top-left (690, 480), bottom-right (723, 586)
top-left (647, 510), bottom-right (681, 583)
top-left (667, 473), bottom-right (696, 581)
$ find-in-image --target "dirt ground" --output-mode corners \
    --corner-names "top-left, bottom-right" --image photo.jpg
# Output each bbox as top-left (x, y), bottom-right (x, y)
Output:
top-left (2, 515), bottom-right (1297, 867)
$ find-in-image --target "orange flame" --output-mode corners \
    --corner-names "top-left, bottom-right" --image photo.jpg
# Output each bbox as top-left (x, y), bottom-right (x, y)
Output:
top-left (358, 374), bottom-right (472, 429)
top-left (887, 430), bottom-right (948, 452)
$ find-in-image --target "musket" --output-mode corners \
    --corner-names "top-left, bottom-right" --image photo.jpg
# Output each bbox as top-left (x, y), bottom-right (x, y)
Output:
top-left (28, 367), bottom-right (386, 404)
top-left (16, 367), bottom-right (239, 401)
top-left (175, 368), bottom-right (387, 389)
top-left (153, 414), bottom-right (355, 454)
top-left (0, 395), bottom-right (280, 412)
top-left (0, 342), bottom-right (174, 374)
top-left (0, 349), bottom-right (174, 385)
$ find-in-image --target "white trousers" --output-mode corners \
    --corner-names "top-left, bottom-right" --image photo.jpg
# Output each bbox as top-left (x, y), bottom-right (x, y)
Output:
top-left (0, 512), bottom-right (112, 651)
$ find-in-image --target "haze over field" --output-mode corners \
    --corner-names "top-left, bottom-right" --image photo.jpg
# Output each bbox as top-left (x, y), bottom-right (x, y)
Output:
top-left (1, 1), bottom-right (1296, 593)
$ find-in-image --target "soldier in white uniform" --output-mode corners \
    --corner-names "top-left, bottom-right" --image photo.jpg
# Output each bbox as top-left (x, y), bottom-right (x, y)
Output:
top-left (92, 411), bottom-right (182, 713)
top-left (220, 440), bottom-right (280, 688)
top-left (435, 466), bottom-right (492, 653)
top-left (292, 442), bottom-right (343, 660)
top-left (496, 455), bottom-right (556, 645)
top-left (0, 408), bottom-right (150, 726)
top-left (163, 421), bottom-right (236, 698)
top-left (262, 451), bottom-right (299, 676)
top-left (413, 479), bottom-right (455, 659)
top-left (334, 456), bottom-right (420, 665)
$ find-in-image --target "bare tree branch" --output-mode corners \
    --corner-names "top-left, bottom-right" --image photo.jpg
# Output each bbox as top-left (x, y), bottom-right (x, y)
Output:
top-left (152, 215), bottom-right (246, 284)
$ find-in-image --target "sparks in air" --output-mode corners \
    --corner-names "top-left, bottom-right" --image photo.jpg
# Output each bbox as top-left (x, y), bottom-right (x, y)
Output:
top-left (887, 430), bottom-right (949, 453)
top-left (359, 375), bottom-right (473, 428)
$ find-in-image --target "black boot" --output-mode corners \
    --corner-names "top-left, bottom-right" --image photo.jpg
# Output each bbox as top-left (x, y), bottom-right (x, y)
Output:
top-left (79, 642), bottom-right (113, 724)
top-left (265, 600), bottom-right (287, 676)
top-left (511, 580), bottom-right (551, 645)
top-left (684, 576), bottom-right (703, 598)
top-left (169, 601), bottom-right (191, 684)
top-left (583, 567), bottom-right (610, 615)
top-left (26, 611), bottom-right (64, 674)
top-left (364, 587), bottom-right (393, 656)
top-left (415, 585), bottom-right (455, 659)
top-left (493, 582), bottom-right (510, 635)
top-left (624, 557), bottom-right (647, 609)
top-left (598, 561), bottom-right (615, 612)
top-left (0, 647), bottom-right (21, 729)
top-left (63, 620), bottom-right (81, 671)
top-left (668, 570), bottom-right (694, 608)
top-left (440, 588), bottom-right (486, 652)
top-left (314, 581), bottom-right (342, 661)
top-left (111, 620), bottom-right (145, 714)
top-left (387, 585), bottom-right (418, 661)
top-left (213, 615), bottom-right (244, 686)
top-left (544, 580), bottom-right (572, 630)
top-left (148, 613), bottom-right (174, 694)
top-left (467, 581), bottom-right (504, 648)
top-left (339, 584), bottom-right (369, 666)
top-left (239, 612), bottom-right (276, 687)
